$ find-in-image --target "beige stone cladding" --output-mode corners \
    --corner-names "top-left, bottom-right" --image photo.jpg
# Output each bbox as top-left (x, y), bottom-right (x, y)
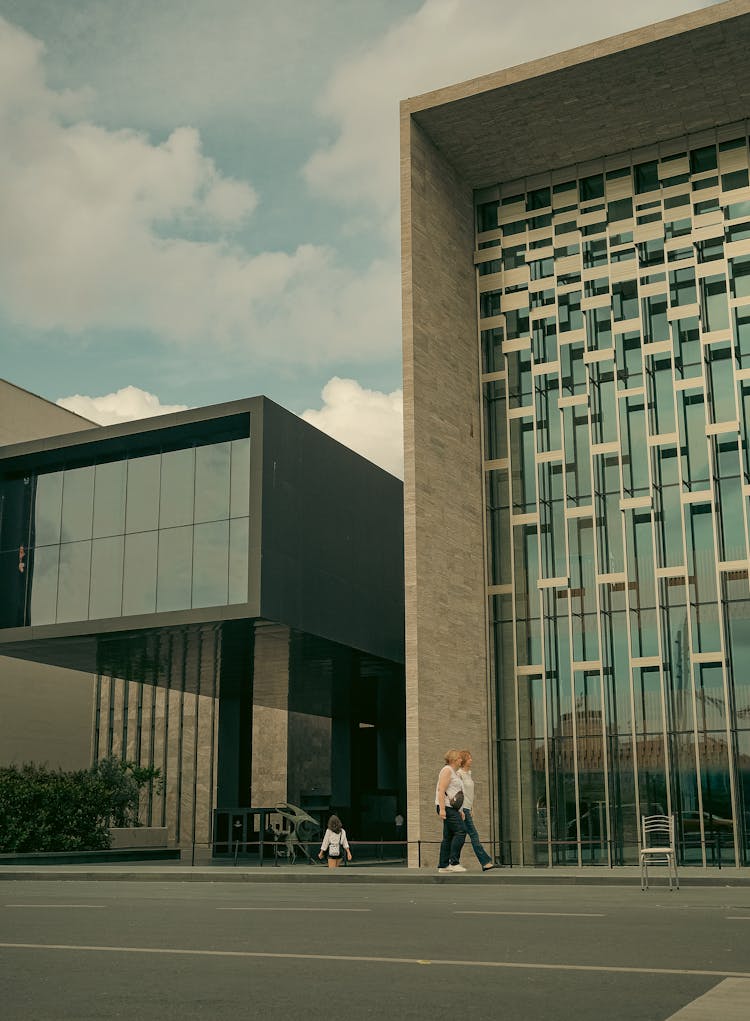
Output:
top-left (401, 113), bottom-right (490, 868)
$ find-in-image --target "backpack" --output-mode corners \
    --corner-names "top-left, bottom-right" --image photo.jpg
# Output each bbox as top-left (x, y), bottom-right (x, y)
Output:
top-left (328, 830), bottom-right (342, 857)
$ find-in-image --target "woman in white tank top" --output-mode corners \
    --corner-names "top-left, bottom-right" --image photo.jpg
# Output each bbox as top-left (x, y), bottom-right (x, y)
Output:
top-left (435, 749), bottom-right (467, 873)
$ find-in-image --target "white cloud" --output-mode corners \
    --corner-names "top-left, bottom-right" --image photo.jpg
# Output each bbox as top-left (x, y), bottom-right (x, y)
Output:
top-left (304, 0), bottom-right (717, 230)
top-left (301, 377), bottom-right (404, 478)
top-left (0, 16), bottom-right (399, 364)
top-left (57, 386), bottom-right (188, 425)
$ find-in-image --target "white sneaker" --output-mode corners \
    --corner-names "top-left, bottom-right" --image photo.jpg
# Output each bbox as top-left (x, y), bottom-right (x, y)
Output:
top-left (447, 863), bottom-right (466, 872)
top-left (437, 867), bottom-right (450, 874)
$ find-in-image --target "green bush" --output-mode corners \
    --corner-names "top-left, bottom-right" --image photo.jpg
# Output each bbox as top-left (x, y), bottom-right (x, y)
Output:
top-left (0, 757), bottom-right (162, 853)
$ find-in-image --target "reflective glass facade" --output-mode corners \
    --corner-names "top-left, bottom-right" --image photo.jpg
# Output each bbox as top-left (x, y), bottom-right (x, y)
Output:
top-left (478, 127), bottom-right (750, 866)
top-left (0, 435), bottom-right (250, 627)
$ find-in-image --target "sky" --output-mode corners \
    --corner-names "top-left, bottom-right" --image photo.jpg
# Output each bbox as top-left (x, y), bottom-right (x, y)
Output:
top-left (0, 0), bottom-right (719, 477)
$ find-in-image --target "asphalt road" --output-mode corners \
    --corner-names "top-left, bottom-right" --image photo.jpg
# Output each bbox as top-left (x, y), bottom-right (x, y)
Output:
top-left (1, 879), bottom-right (749, 1020)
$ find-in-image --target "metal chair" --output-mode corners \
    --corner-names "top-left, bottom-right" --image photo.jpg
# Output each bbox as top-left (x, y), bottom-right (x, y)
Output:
top-left (639, 815), bottom-right (679, 891)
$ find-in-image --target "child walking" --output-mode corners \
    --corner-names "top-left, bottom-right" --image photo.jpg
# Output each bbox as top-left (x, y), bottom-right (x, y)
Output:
top-left (318, 815), bottom-right (352, 868)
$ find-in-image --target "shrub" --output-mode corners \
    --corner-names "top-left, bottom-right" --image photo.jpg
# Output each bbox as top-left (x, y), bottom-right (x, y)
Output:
top-left (0, 757), bottom-right (162, 853)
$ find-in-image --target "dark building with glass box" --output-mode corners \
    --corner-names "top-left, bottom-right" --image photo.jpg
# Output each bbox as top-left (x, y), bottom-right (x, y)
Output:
top-left (0, 394), bottom-right (405, 858)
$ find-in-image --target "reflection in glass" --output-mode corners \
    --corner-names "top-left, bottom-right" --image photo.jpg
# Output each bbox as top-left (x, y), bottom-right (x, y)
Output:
top-left (60, 466), bottom-right (94, 543)
top-left (89, 536), bottom-right (124, 620)
top-left (34, 472), bottom-right (63, 546)
top-left (228, 517), bottom-right (249, 604)
top-left (56, 541), bottom-right (92, 623)
top-left (29, 545), bottom-right (59, 624)
top-left (122, 530), bottom-right (158, 615)
top-left (192, 520), bottom-right (229, 607)
top-left (230, 439), bottom-right (251, 518)
top-left (195, 442), bottom-right (231, 523)
top-left (156, 525), bottom-right (193, 612)
top-left (93, 460), bottom-right (127, 538)
top-left (160, 448), bottom-right (195, 529)
top-left (125, 455), bottom-right (160, 534)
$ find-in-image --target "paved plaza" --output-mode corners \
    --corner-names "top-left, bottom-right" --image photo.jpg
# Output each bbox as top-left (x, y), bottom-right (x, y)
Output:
top-left (0, 873), bottom-right (748, 1020)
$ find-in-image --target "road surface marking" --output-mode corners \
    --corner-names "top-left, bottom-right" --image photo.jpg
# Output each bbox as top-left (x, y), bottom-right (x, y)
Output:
top-left (726, 916), bottom-right (750, 920)
top-left (4, 904), bottom-right (106, 909)
top-left (454, 910), bottom-right (605, 918)
top-left (217, 907), bottom-right (371, 912)
top-left (1, 942), bottom-right (749, 979)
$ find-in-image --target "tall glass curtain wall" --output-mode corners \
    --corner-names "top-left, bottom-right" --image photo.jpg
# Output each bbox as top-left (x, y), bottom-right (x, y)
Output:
top-left (0, 437), bottom-right (250, 626)
top-left (478, 125), bottom-right (750, 866)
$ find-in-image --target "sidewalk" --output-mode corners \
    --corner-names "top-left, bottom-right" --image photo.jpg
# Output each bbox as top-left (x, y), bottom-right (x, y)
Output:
top-left (1, 861), bottom-right (749, 886)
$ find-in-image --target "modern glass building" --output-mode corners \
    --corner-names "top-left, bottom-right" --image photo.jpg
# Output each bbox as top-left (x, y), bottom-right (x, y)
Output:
top-left (402, 1), bottom-right (750, 867)
top-left (0, 395), bottom-right (405, 858)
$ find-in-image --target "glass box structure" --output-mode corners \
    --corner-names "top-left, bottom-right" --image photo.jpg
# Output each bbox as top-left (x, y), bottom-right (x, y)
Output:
top-left (401, 2), bottom-right (750, 869)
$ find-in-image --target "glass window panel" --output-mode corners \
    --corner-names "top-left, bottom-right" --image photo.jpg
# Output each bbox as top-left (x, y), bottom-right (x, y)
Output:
top-left (708, 344), bottom-right (735, 423)
top-left (480, 290), bottom-right (502, 318)
top-left (731, 256), bottom-right (750, 300)
top-left (194, 442), bottom-right (231, 523)
top-left (612, 280), bottom-right (638, 322)
top-left (673, 317), bottom-right (702, 380)
top-left (535, 376), bottom-right (561, 453)
top-left (28, 545), bottom-right (59, 625)
top-left (642, 295), bottom-right (669, 343)
top-left (33, 471), bottom-right (63, 546)
top-left (483, 380), bottom-right (508, 461)
top-left (635, 161), bottom-right (658, 193)
top-left (156, 524), bottom-right (193, 612)
top-left (159, 447), bottom-right (195, 529)
top-left (694, 663), bottom-right (726, 733)
top-left (125, 455), bottom-right (160, 534)
top-left (515, 525), bottom-right (541, 666)
top-left (56, 540), bottom-right (92, 623)
top-left (477, 201), bottom-right (499, 232)
top-left (92, 460), bottom-right (126, 539)
top-left (647, 355), bottom-right (676, 435)
top-left (679, 392), bottom-right (710, 491)
top-left (563, 407), bottom-right (591, 505)
top-left (627, 512), bottom-right (658, 658)
top-left (511, 419), bottom-right (536, 513)
top-left (734, 309), bottom-right (750, 370)
top-left (594, 455), bottom-right (624, 574)
top-left (539, 461), bottom-right (566, 579)
top-left (481, 328), bottom-right (504, 374)
top-left (685, 504), bottom-right (720, 652)
top-left (60, 466), bottom-right (94, 543)
top-left (558, 291), bottom-right (582, 333)
top-left (0, 477), bottom-right (30, 554)
top-left (591, 365), bottom-right (617, 444)
top-left (506, 307), bottom-right (529, 341)
top-left (561, 343), bottom-right (585, 396)
top-left (229, 517), bottom-right (249, 605)
top-left (89, 536), bottom-right (124, 620)
top-left (654, 447), bottom-right (683, 568)
top-left (724, 572), bottom-right (750, 732)
top-left (620, 398), bottom-right (649, 495)
top-left (122, 530), bottom-right (158, 616)
top-left (192, 520), bottom-right (229, 608)
top-left (701, 275), bottom-right (729, 333)
top-left (487, 470), bottom-right (512, 586)
top-left (507, 348), bottom-right (532, 409)
top-left (715, 440), bottom-right (746, 562)
top-left (690, 145), bottom-right (718, 174)
top-left (230, 438), bottom-right (251, 518)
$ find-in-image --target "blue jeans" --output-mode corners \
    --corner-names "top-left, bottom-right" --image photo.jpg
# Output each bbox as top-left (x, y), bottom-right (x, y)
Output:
top-left (437, 805), bottom-right (466, 867)
top-left (462, 808), bottom-right (492, 867)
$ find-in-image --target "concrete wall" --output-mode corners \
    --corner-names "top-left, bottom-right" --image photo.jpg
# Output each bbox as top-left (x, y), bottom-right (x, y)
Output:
top-left (401, 116), bottom-right (492, 867)
top-left (0, 379), bottom-right (97, 769)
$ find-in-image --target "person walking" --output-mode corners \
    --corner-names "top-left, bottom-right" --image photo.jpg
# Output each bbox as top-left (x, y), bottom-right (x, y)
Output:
top-left (318, 815), bottom-right (352, 869)
top-left (435, 749), bottom-right (467, 873)
top-left (458, 750), bottom-right (495, 871)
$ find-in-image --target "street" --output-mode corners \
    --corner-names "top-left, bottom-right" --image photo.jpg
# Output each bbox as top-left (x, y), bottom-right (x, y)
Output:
top-left (1, 879), bottom-right (749, 1020)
